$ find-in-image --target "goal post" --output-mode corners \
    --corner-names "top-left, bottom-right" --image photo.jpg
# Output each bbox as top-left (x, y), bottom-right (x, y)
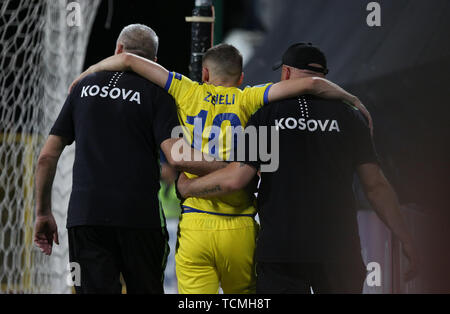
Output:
top-left (187, 0), bottom-right (215, 82)
top-left (0, 0), bottom-right (100, 293)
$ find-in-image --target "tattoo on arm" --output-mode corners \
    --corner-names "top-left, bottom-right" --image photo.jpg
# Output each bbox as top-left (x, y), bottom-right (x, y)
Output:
top-left (197, 185), bottom-right (222, 197)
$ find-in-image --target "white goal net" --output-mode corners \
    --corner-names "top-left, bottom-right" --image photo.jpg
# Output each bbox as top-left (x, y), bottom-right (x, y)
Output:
top-left (0, 0), bottom-right (100, 293)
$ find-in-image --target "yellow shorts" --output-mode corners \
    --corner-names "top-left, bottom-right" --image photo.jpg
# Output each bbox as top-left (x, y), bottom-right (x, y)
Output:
top-left (175, 213), bottom-right (259, 294)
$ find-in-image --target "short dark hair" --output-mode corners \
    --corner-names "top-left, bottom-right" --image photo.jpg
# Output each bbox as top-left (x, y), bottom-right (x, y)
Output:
top-left (117, 24), bottom-right (159, 60)
top-left (202, 44), bottom-right (243, 81)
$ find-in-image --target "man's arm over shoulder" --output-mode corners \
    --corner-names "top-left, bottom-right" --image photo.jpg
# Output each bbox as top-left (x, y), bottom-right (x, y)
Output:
top-left (121, 54), bottom-right (197, 103)
top-left (70, 53), bottom-right (170, 93)
top-left (268, 77), bottom-right (373, 131)
top-left (70, 53), bottom-right (198, 109)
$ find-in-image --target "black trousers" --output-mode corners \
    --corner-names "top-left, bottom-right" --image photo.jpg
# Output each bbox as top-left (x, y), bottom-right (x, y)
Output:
top-left (68, 226), bottom-right (169, 294)
top-left (256, 261), bottom-right (366, 294)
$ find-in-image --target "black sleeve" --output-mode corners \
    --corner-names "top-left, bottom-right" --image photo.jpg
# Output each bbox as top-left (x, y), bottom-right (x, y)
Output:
top-left (50, 92), bottom-right (75, 145)
top-left (351, 110), bottom-right (379, 166)
top-left (152, 86), bottom-right (180, 147)
top-left (241, 110), bottom-right (262, 170)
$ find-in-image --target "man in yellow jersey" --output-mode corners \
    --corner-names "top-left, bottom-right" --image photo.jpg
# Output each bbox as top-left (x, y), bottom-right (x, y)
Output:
top-left (71, 43), bottom-right (369, 294)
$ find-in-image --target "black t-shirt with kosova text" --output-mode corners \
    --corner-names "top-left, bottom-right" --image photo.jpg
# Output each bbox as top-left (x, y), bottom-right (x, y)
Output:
top-left (244, 95), bottom-right (378, 263)
top-left (50, 71), bottom-right (179, 229)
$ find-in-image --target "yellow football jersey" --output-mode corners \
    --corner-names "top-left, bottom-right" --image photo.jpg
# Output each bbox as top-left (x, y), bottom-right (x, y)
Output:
top-left (165, 72), bottom-right (273, 216)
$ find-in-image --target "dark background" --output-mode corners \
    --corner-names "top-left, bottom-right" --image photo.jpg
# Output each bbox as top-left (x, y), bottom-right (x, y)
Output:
top-left (83, 0), bottom-right (257, 73)
top-left (83, 1), bottom-right (192, 73)
top-left (83, 0), bottom-right (449, 292)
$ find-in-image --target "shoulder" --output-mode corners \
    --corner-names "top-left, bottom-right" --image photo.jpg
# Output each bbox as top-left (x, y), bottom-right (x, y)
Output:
top-left (116, 71), bottom-right (168, 96)
top-left (119, 72), bottom-right (168, 102)
top-left (306, 95), bottom-right (358, 115)
top-left (75, 70), bottom-right (149, 89)
top-left (349, 107), bottom-right (370, 127)
top-left (167, 71), bottom-right (196, 86)
top-left (121, 71), bottom-right (157, 88)
top-left (306, 95), bottom-right (346, 106)
top-left (266, 96), bottom-right (300, 109)
top-left (247, 97), bottom-right (295, 123)
top-left (241, 83), bottom-right (273, 95)
top-left (315, 97), bottom-right (370, 128)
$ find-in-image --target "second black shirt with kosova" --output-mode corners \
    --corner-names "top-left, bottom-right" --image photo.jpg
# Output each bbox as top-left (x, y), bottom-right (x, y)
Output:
top-left (50, 71), bottom-right (179, 229)
top-left (244, 95), bottom-right (379, 263)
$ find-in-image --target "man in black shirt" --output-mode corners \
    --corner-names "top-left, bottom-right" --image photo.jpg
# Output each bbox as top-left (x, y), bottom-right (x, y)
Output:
top-left (177, 43), bottom-right (418, 293)
top-left (34, 24), bottom-right (225, 294)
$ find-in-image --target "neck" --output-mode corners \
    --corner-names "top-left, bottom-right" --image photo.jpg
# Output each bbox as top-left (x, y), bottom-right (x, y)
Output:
top-left (207, 78), bottom-right (237, 87)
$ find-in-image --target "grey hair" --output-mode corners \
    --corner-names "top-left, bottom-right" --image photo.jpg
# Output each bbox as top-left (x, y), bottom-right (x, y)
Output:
top-left (116, 24), bottom-right (159, 60)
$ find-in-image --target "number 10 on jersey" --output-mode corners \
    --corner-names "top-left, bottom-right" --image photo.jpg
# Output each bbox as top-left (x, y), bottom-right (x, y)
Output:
top-left (185, 110), bottom-right (242, 160)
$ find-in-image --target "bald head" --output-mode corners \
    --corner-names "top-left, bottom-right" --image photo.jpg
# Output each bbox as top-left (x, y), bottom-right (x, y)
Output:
top-left (116, 24), bottom-right (159, 61)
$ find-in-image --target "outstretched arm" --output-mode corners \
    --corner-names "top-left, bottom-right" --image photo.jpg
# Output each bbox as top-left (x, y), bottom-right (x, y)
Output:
top-left (69, 53), bottom-right (169, 92)
top-left (268, 77), bottom-right (373, 131)
top-left (177, 162), bottom-right (257, 199)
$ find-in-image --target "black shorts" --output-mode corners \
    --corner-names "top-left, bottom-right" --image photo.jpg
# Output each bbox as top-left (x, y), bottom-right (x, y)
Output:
top-left (256, 261), bottom-right (366, 294)
top-left (68, 226), bottom-right (169, 294)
